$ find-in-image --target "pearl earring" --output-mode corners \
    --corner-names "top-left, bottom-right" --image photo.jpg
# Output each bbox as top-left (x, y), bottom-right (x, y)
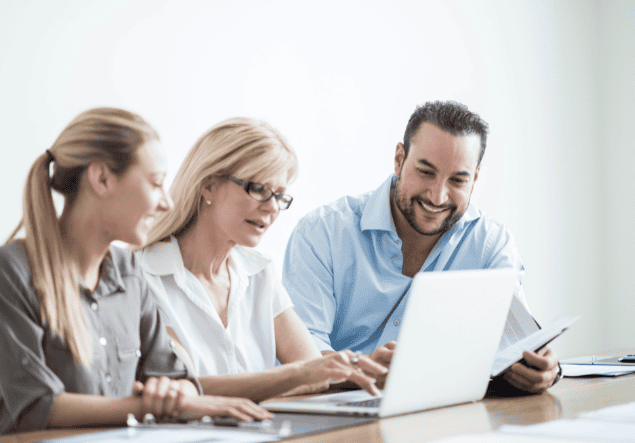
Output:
top-left (206, 200), bottom-right (211, 205)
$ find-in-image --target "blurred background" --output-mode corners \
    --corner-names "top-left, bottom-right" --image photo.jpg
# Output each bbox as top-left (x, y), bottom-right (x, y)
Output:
top-left (1, 0), bottom-right (633, 358)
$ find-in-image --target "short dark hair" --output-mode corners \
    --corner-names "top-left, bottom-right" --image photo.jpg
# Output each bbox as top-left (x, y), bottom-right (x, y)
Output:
top-left (403, 101), bottom-right (489, 164)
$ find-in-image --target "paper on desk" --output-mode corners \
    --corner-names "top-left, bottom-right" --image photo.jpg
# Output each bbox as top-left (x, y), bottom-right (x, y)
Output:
top-left (38, 427), bottom-right (276, 443)
top-left (431, 434), bottom-right (590, 443)
top-left (500, 419), bottom-right (635, 442)
top-left (581, 400), bottom-right (635, 423)
top-left (562, 364), bottom-right (635, 377)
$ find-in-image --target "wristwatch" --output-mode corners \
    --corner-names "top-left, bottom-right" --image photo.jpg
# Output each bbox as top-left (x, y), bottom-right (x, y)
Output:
top-left (551, 363), bottom-right (563, 387)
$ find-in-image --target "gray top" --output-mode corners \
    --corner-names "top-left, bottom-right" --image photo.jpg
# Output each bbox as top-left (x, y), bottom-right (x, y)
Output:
top-left (0, 241), bottom-right (195, 434)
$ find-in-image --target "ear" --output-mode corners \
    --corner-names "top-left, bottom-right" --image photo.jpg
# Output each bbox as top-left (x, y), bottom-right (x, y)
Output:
top-left (200, 181), bottom-right (215, 206)
top-left (473, 164), bottom-right (480, 184)
top-left (394, 142), bottom-right (406, 177)
top-left (85, 162), bottom-right (115, 198)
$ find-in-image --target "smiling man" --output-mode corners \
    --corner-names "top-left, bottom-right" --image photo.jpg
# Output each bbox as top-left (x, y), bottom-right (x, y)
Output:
top-left (283, 101), bottom-right (561, 395)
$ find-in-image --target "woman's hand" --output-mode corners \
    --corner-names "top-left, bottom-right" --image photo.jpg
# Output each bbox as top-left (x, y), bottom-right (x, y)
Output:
top-left (296, 350), bottom-right (388, 396)
top-left (132, 376), bottom-right (199, 421)
top-left (132, 376), bottom-right (271, 422)
top-left (178, 395), bottom-right (273, 422)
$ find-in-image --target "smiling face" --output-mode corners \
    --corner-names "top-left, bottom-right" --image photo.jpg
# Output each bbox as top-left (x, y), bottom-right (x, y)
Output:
top-left (392, 122), bottom-right (481, 237)
top-left (105, 140), bottom-right (173, 246)
top-left (202, 172), bottom-right (288, 248)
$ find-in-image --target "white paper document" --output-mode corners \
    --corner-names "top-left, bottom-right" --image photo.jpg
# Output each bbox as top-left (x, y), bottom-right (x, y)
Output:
top-left (491, 295), bottom-right (579, 377)
top-left (39, 428), bottom-right (276, 443)
top-left (500, 419), bottom-right (635, 442)
top-left (562, 364), bottom-right (635, 377)
top-left (581, 401), bottom-right (635, 423)
top-left (501, 400), bottom-right (635, 442)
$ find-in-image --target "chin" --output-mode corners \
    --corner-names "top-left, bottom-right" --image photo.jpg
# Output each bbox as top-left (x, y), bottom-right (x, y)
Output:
top-left (240, 235), bottom-right (263, 248)
top-left (124, 231), bottom-right (147, 247)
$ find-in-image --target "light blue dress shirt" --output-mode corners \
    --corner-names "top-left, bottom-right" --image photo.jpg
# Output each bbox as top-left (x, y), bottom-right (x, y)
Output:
top-left (283, 174), bottom-right (525, 356)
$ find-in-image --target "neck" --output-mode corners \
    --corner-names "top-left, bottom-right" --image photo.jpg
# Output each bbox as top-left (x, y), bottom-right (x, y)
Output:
top-left (59, 203), bottom-right (111, 289)
top-left (177, 218), bottom-right (235, 279)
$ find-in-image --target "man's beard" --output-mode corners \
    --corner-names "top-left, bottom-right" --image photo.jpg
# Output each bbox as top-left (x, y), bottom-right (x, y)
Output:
top-left (393, 178), bottom-right (466, 236)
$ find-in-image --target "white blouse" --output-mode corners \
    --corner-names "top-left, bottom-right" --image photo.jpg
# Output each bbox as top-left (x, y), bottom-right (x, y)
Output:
top-left (137, 236), bottom-right (293, 376)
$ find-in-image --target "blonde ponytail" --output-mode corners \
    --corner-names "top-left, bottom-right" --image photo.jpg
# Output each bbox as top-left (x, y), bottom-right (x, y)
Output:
top-left (8, 153), bottom-right (91, 365)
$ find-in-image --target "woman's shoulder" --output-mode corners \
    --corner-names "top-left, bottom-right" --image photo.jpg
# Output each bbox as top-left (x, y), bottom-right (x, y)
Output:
top-left (0, 240), bottom-right (32, 281)
top-left (0, 240), bottom-right (40, 309)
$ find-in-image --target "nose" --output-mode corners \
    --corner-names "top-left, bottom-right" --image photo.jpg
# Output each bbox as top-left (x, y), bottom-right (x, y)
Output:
top-left (260, 195), bottom-right (280, 213)
top-left (158, 187), bottom-right (174, 212)
top-left (427, 179), bottom-right (449, 207)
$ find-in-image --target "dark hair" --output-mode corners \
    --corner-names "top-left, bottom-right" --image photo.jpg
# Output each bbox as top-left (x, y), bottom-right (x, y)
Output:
top-left (403, 101), bottom-right (489, 164)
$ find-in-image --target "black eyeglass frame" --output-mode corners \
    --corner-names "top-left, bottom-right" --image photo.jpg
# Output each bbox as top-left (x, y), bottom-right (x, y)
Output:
top-left (222, 175), bottom-right (293, 210)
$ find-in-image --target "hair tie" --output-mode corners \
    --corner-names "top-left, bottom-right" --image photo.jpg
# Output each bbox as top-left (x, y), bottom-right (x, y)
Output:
top-left (45, 149), bottom-right (55, 163)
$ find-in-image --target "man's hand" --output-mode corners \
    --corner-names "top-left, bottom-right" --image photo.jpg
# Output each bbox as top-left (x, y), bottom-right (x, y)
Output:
top-left (368, 341), bottom-right (396, 389)
top-left (502, 347), bottom-right (559, 394)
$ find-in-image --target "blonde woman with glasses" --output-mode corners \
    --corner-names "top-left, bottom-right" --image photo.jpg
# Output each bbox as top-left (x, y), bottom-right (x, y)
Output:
top-left (0, 108), bottom-right (271, 434)
top-left (138, 118), bottom-right (386, 402)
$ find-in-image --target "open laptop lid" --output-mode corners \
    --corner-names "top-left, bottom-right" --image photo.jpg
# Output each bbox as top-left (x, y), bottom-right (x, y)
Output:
top-left (378, 268), bottom-right (516, 416)
top-left (264, 268), bottom-right (516, 417)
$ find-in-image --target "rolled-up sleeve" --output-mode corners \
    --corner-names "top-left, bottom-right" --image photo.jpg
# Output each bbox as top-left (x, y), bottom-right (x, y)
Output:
top-left (0, 251), bottom-right (65, 434)
top-left (282, 213), bottom-right (338, 353)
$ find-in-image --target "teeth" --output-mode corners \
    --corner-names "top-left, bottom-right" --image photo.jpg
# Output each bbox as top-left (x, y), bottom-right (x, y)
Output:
top-left (418, 200), bottom-right (446, 213)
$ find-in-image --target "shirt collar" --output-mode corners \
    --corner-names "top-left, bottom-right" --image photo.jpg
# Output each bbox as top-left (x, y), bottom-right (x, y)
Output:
top-left (139, 236), bottom-right (185, 276)
top-left (139, 236), bottom-right (271, 280)
top-left (360, 175), bottom-right (397, 233)
top-left (359, 174), bottom-right (481, 234)
top-left (90, 249), bottom-right (126, 297)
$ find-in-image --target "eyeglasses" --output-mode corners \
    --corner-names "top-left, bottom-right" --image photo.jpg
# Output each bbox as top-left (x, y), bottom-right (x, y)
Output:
top-left (223, 175), bottom-right (293, 210)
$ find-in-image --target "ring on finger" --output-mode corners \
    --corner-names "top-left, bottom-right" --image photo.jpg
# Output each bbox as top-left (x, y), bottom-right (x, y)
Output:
top-left (351, 351), bottom-right (362, 364)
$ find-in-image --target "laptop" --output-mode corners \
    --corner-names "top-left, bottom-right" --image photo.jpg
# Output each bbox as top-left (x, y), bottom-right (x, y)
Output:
top-left (263, 268), bottom-right (517, 418)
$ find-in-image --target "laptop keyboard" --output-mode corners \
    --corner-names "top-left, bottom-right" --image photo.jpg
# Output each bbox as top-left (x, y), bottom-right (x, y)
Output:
top-left (341, 398), bottom-right (382, 408)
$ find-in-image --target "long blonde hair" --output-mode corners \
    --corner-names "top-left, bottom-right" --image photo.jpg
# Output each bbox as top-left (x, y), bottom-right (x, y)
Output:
top-left (144, 117), bottom-right (297, 246)
top-left (6, 107), bottom-right (159, 366)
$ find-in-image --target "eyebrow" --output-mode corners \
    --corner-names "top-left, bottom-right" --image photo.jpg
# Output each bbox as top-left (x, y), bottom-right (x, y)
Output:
top-left (417, 159), bottom-right (471, 177)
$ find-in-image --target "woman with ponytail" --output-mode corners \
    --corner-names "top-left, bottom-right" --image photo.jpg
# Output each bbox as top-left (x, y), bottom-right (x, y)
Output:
top-left (0, 108), bottom-right (270, 434)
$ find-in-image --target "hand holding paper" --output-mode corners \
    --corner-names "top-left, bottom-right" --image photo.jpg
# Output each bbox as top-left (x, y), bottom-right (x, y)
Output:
top-left (502, 347), bottom-right (560, 394)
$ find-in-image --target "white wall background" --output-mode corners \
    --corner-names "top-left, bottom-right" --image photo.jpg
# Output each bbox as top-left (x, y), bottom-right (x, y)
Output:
top-left (0, 0), bottom-right (633, 358)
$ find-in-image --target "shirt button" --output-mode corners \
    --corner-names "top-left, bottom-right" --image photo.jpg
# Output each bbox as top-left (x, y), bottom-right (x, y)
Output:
top-left (105, 374), bottom-right (112, 383)
top-left (135, 349), bottom-right (142, 357)
top-left (394, 320), bottom-right (400, 326)
top-left (91, 302), bottom-right (98, 311)
top-left (99, 337), bottom-right (107, 346)
top-left (169, 340), bottom-right (176, 348)
top-left (392, 255), bottom-right (397, 260)
top-left (395, 240), bottom-right (399, 244)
